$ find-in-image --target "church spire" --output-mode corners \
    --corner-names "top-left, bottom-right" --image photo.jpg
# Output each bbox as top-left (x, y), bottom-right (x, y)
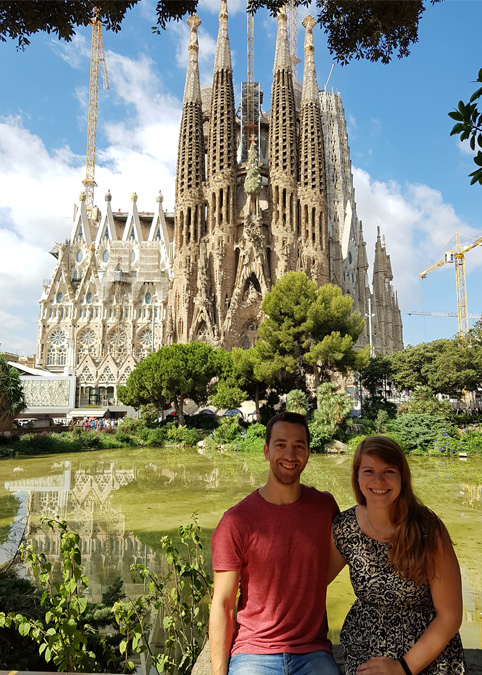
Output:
top-left (183, 14), bottom-right (202, 104)
top-left (207, 0), bottom-right (236, 180)
top-left (297, 14), bottom-right (328, 284)
top-left (175, 14), bottom-right (205, 204)
top-left (214, 0), bottom-right (232, 72)
top-left (300, 15), bottom-right (318, 104)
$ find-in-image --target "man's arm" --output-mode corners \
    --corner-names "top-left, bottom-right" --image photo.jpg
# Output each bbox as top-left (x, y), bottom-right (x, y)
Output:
top-left (209, 569), bottom-right (241, 675)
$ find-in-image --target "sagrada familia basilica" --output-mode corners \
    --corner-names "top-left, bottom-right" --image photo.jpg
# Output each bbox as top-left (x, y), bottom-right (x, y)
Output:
top-left (35, 2), bottom-right (403, 408)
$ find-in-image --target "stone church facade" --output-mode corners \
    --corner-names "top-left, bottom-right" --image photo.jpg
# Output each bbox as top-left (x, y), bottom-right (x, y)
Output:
top-left (36, 2), bottom-right (403, 406)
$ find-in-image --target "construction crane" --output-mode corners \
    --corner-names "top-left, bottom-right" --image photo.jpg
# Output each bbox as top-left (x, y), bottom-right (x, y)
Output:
top-left (82, 7), bottom-right (109, 220)
top-left (407, 311), bottom-right (482, 319)
top-left (245, 2), bottom-right (256, 147)
top-left (286, 0), bottom-right (300, 80)
top-left (419, 232), bottom-right (482, 339)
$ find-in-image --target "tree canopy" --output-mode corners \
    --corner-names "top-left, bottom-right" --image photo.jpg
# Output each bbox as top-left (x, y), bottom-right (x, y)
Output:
top-left (256, 272), bottom-right (368, 388)
top-left (117, 342), bottom-right (220, 425)
top-left (2, 0), bottom-right (441, 64)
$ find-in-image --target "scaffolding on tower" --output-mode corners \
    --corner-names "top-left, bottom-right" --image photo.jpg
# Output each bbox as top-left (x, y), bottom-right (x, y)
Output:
top-left (242, 2), bottom-right (261, 163)
top-left (287, 0), bottom-right (300, 80)
top-left (83, 7), bottom-right (109, 220)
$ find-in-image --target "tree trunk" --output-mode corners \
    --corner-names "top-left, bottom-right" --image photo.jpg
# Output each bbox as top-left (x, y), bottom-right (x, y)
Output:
top-left (255, 385), bottom-right (261, 424)
top-left (177, 394), bottom-right (185, 426)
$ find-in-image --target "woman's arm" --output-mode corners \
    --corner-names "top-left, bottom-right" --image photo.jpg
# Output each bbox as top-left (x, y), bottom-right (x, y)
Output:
top-left (401, 532), bottom-right (463, 674)
top-left (357, 532), bottom-right (463, 675)
top-left (327, 528), bottom-right (347, 584)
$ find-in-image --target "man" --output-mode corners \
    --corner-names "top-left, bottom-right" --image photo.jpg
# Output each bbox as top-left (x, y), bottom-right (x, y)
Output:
top-left (209, 411), bottom-right (340, 675)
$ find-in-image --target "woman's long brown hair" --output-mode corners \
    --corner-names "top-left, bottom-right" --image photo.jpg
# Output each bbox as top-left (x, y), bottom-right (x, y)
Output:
top-left (352, 436), bottom-right (450, 585)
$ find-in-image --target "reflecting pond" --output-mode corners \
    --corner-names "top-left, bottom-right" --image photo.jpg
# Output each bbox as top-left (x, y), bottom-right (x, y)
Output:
top-left (0, 447), bottom-right (481, 649)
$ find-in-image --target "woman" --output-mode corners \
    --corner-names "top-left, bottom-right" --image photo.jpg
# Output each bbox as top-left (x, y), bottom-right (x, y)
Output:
top-left (329, 436), bottom-right (466, 675)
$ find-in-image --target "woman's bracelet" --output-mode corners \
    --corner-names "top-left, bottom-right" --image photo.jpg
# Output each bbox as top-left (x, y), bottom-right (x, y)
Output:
top-left (398, 656), bottom-right (413, 675)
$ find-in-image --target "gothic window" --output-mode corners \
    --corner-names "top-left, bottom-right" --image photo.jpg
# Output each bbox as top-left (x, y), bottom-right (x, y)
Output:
top-left (102, 250), bottom-right (110, 262)
top-left (76, 250), bottom-right (83, 263)
top-left (99, 366), bottom-right (115, 385)
top-left (47, 329), bottom-right (67, 366)
top-left (79, 366), bottom-right (95, 384)
top-left (138, 329), bottom-right (152, 359)
top-left (77, 329), bottom-right (97, 363)
top-left (56, 292), bottom-right (63, 303)
top-left (86, 292), bottom-right (93, 304)
top-left (108, 330), bottom-right (127, 359)
top-left (145, 292), bottom-right (152, 305)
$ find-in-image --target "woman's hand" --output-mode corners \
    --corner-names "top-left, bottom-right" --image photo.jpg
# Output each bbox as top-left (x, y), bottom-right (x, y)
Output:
top-left (356, 657), bottom-right (405, 674)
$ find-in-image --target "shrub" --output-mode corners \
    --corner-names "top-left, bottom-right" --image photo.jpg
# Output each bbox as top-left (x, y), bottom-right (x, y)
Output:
top-left (361, 396), bottom-right (397, 421)
top-left (166, 425), bottom-right (201, 446)
top-left (146, 427), bottom-right (168, 447)
top-left (80, 431), bottom-right (102, 449)
top-left (234, 423), bottom-right (266, 453)
top-left (458, 427), bottom-right (482, 455)
top-left (387, 414), bottom-right (450, 454)
top-left (210, 417), bottom-right (243, 444)
top-left (118, 417), bottom-right (146, 433)
top-left (115, 429), bottom-right (136, 446)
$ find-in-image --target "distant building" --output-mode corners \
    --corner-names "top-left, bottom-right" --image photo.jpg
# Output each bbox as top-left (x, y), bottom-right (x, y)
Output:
top-left (36, 2), bottom-right (403, 405)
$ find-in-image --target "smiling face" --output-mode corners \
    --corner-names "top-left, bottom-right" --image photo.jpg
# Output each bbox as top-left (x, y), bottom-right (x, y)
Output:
top-left (357, 453), bottom-right (402, 508)
top-left (263, 421), bottom-right (310, 486)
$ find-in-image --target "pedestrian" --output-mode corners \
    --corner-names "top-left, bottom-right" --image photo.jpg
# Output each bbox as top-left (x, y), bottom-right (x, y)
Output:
top-left (209, 411), bottom-right (341, 675)
top-left (328, 436), bottom-right (466, 674)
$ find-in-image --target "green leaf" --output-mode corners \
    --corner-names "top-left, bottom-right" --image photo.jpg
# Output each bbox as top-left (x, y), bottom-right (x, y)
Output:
top-left (470, 86), bottom-right (482, 103)
top-left (448, 110), bottom-right (463, 121)
top-left (18, 621), bottom-right (31, 637)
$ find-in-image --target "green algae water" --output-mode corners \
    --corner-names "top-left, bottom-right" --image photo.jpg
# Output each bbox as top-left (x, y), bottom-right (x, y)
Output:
top-left (0, 447), bottom-right (481, 649)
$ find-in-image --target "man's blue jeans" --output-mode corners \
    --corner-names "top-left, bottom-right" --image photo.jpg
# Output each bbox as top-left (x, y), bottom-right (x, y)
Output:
top-left (228, 651), bottom-right (342, 675)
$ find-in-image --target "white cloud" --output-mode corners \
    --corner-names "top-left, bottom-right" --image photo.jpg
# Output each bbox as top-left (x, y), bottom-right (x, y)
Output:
top-left (51, 33), bottom-right (90, 69)
top-left (352, 167), bottom-right (482, 319)
top-left (0, 46), bottom-right (181, 354)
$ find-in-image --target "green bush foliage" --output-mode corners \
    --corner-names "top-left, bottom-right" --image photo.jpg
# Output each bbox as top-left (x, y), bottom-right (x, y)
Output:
top-left (387, 414), bottom-right (451, 454)
top-left (210, 417), bottom-right (243, 444)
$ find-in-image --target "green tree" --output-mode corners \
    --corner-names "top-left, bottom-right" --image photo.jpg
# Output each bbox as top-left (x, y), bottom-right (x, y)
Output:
top-left (286, 389), bottom-right (308, 415)
top-left (389, 340), bottom-right (449, 391)
top-left (209, 349), bottom-right (247, 411)
top-left (2, 0), bottom-right (441, 65)
top-left (118, 342), bottom-right (220, 425)
top-left (397, 385), bottom-right (451, 419)
top-left (449, 68), bottom-right (482, 186)
top-left (308, 382), bottom-right (352, 451)
top-left (360, 356), bottom-right (394, 398)
top-left (0, 355), bottom-right (26, 429)
top-left (231, 347), bottom-right (274, 423)
top-left (389, 338), bottom-right (482, 399)
top-left (256, 273), bottom-right (367, 389)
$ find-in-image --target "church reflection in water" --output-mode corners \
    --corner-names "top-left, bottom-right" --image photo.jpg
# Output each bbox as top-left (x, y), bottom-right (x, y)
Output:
top-left (5, 460), bottom-right (163, 601)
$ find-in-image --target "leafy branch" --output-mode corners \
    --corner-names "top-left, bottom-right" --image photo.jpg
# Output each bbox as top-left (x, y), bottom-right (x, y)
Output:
top-left (449, 68), bottom-right (482, 186)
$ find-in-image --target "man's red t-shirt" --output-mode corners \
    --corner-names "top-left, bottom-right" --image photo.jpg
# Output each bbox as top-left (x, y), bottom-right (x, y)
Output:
top-left (211, 485), bottom-right (339, 656)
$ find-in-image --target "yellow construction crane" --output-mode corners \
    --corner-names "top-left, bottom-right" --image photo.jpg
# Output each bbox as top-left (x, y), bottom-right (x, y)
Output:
top-left (419, 232), bottom-right (482, 339)
top-left (408, 310), bottom-right (482, 319)
top-left (83, 7), bottom-right (109, 220)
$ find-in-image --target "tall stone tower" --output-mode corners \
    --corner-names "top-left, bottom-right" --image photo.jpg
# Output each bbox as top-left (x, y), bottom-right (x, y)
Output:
top-left (36, 2), bottom-right (403, 407)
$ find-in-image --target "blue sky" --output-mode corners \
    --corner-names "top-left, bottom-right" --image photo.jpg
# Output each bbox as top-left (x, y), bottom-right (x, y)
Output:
top-left (0, 0), bottom-right (481, 356)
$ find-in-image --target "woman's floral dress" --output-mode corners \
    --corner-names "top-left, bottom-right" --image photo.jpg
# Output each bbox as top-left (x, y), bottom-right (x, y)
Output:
top-left (333, 507), bottom-right (466, 674)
